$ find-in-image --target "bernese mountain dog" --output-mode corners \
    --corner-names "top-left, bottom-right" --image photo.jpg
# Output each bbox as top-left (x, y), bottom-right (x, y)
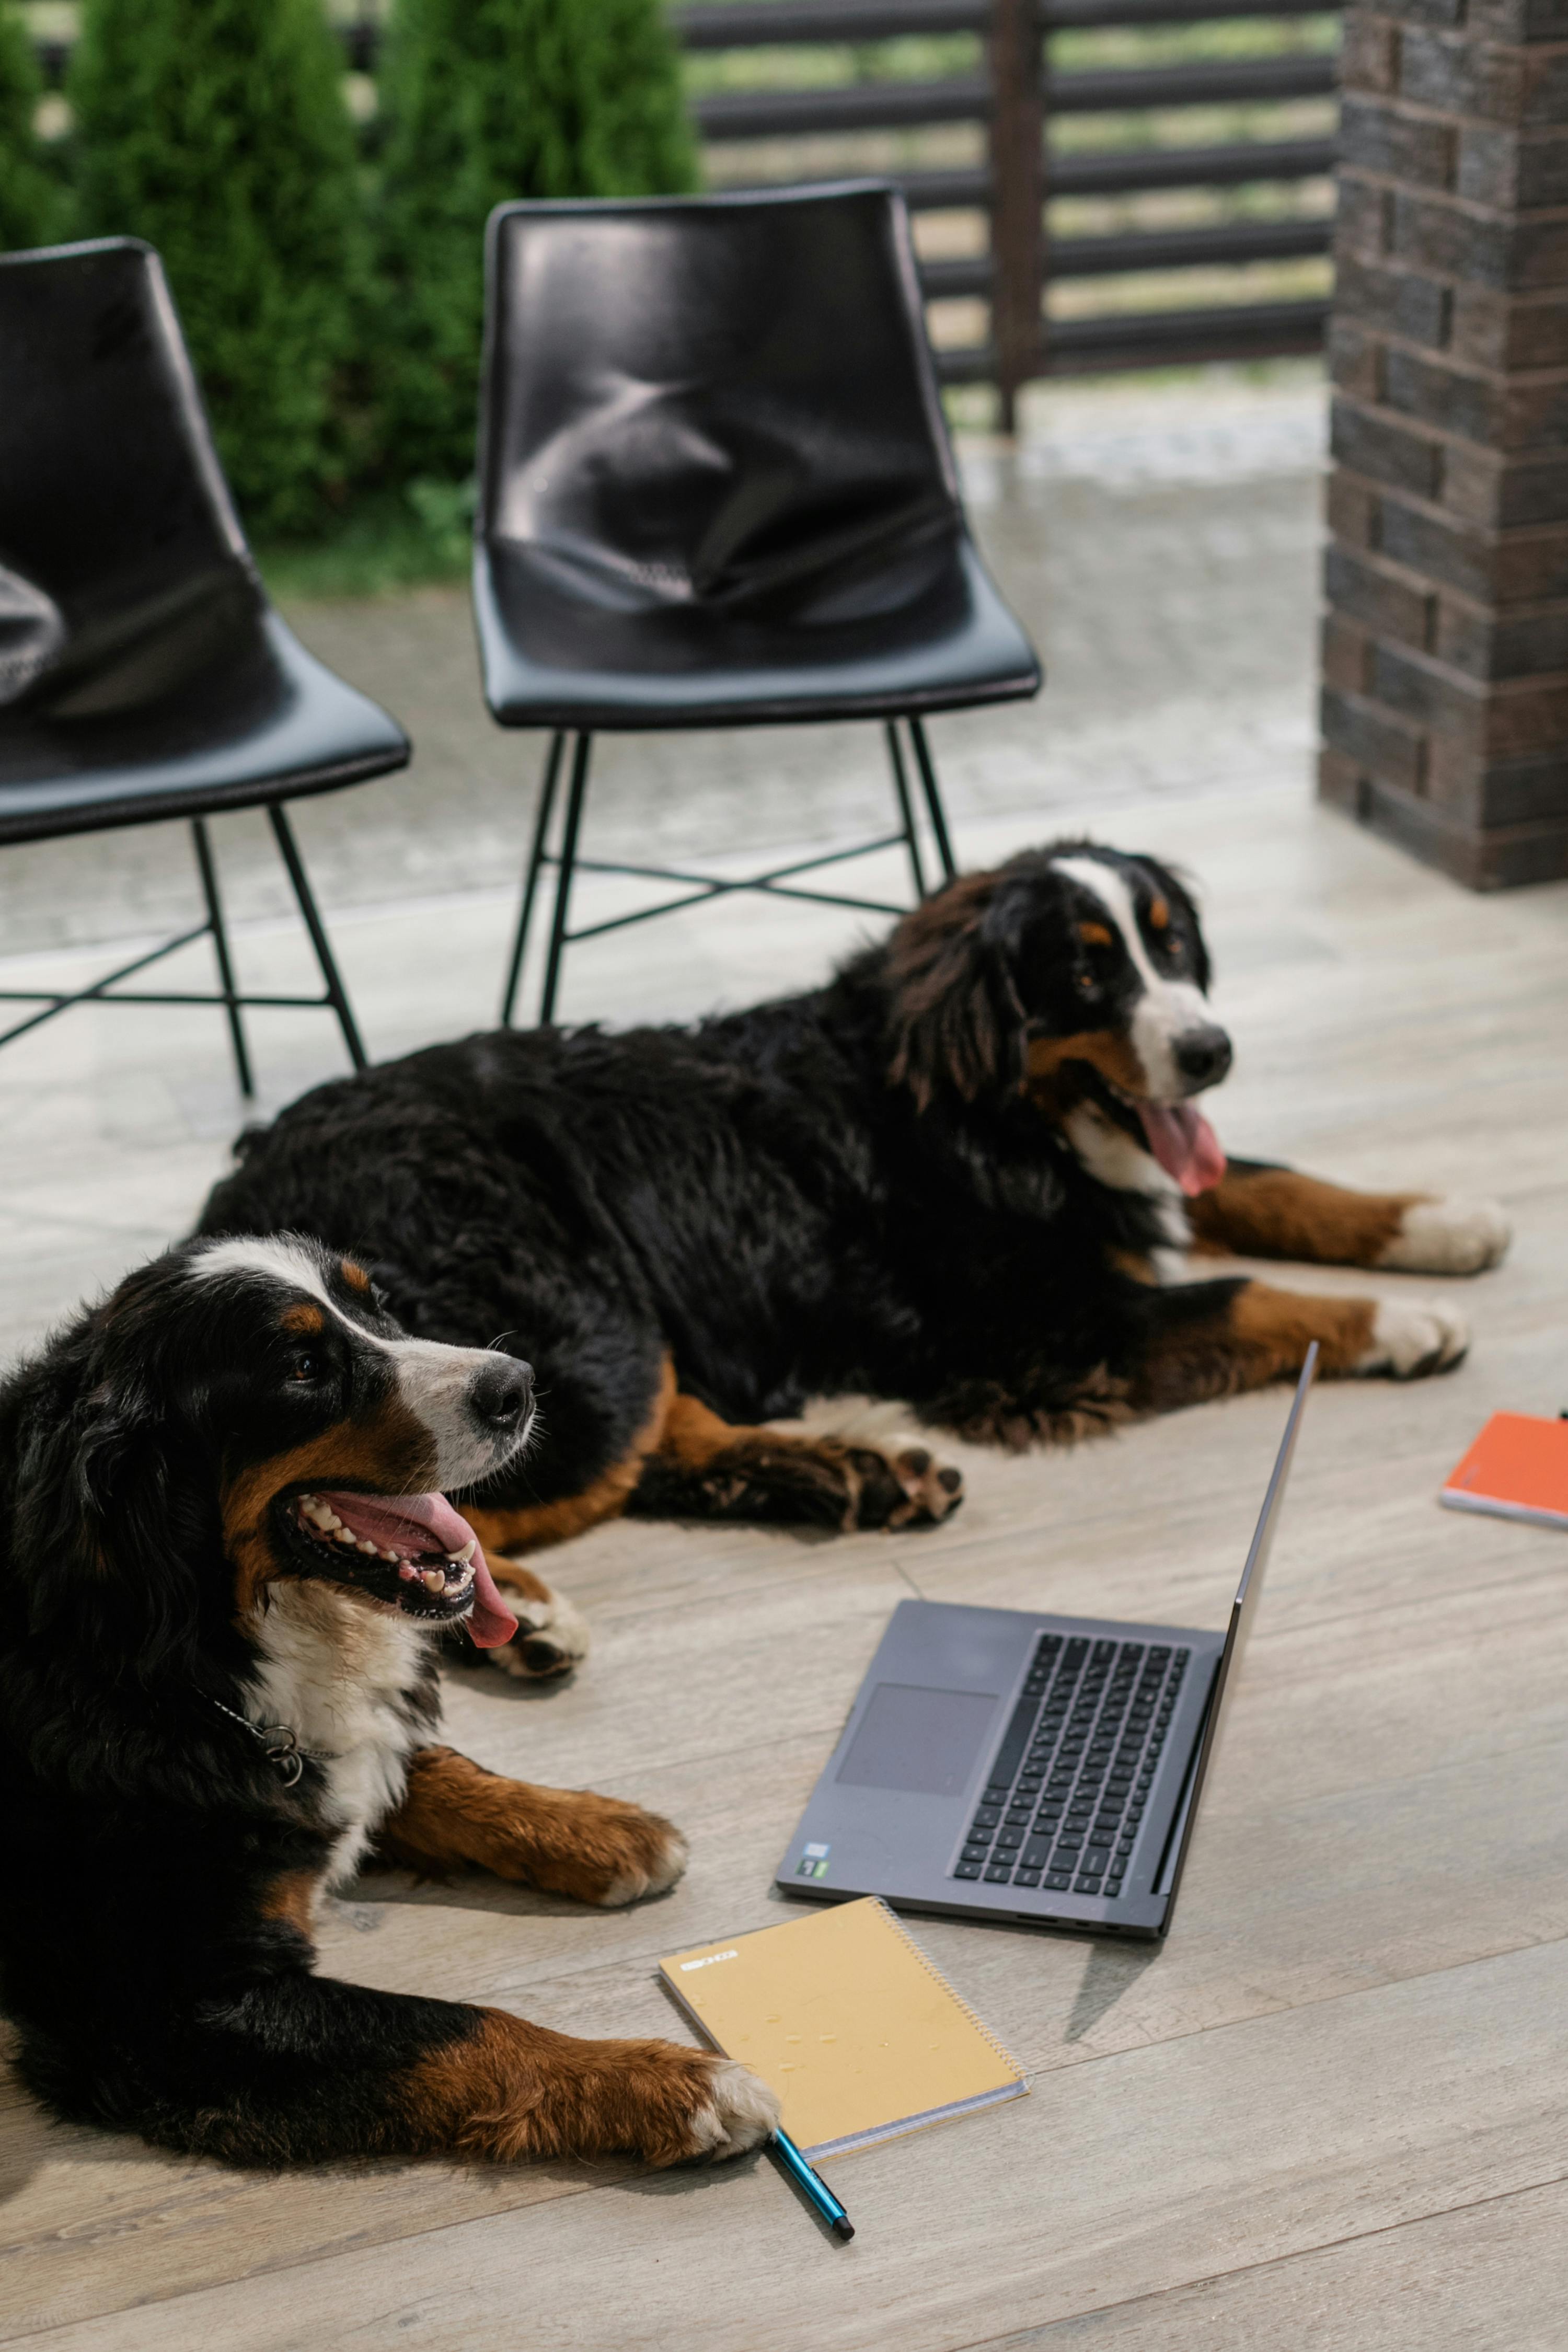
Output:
top-left (196, 840), bottom-right (1509, 1679)
top-left (0, 1236), bottom-right (778, 2167)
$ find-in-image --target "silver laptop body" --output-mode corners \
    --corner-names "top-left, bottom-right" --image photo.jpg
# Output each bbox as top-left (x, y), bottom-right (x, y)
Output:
top-left (775, 1350), bottom-right (1315, 1941)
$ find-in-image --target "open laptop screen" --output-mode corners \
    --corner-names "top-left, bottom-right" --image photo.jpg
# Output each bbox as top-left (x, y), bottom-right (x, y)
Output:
top-left (1155, 1344), bottom-right (1318, 1909)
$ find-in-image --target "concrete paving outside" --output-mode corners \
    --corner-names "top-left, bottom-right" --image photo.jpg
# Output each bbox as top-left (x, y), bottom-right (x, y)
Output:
top-left (0, 365), bottom-right (1329, 962)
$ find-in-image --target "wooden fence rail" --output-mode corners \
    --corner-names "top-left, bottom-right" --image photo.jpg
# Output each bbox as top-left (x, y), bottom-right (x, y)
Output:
top-left (35, 0), bottom-right (1343, 424)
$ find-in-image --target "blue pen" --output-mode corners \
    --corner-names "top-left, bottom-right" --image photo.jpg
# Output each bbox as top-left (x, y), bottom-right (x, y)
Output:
top-left (770, 2126), bottom-right (855, 2240)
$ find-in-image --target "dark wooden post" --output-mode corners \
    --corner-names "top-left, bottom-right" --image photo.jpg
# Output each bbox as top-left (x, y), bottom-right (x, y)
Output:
top-left (989, 0), bottom-right (1046, 433)
top-left (1321, 0), bottom-right (1568, 887)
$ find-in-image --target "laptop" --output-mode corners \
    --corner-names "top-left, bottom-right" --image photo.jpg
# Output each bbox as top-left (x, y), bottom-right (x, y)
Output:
top-left (775, 1347), bottom-right (1316, 1941)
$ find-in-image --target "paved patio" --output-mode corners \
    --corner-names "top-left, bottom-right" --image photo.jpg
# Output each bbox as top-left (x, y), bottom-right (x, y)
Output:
top-left (0, 369), bottom-right (1327, 959)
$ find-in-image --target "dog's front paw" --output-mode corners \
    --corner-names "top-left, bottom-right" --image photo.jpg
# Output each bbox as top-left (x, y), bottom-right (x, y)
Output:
top-left (846, 1438), bottom-right (964, 1530)
top-left (528, 1792), bottom-right (689, 1909)
top-left (683, 2058), bottom-right (783, 2162)
top-left (1357, 1299), bottom-right (1470, 1378)
top-left (486, 1563), bottom-right (592, 1681)
top-left (1377, 1197), bottom-right (1512, 1276)
top-left (566, 2045), bottom-right (779, 2167)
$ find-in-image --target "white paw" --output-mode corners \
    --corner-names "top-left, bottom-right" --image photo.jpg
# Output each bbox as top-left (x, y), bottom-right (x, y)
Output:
top-left (1377, 1197), bottom-right (1512, 1276)
top-left (687, 2059), bottom-right (782, 2161)
top-left (859, 1433), bottom-right (965, 1529)
top-left (599, 1827), bottom-right (690, 1908)
top-left (485, 1574), bottom-right (592, 1681)
top-left (1357, 1298), bottom-right (1470, 1378)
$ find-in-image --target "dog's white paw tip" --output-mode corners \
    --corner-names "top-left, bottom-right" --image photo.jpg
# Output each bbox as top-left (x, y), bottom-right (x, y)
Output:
top-left (485, 1577), bottom-right (592, 1680)
top-left (1361, 1299), bottom-right (1471, 1378)
top-left (598, 1828), bottom-right (689, 1909)
top-left (884, 1437), bottom-right (964, 1527)
top-left (1379, 1198), bottom-right (1512, 1276)
top-left (688, 2061), bottom-right (782, 2161)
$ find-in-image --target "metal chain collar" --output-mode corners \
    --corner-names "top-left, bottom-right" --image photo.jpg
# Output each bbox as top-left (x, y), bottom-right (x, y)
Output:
top-left (204, 1692), bottom-right (340, 1789)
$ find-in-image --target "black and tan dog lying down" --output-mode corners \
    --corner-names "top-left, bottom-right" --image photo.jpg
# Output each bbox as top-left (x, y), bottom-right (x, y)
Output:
top-left (0, 1241), bottom-right (780, 2166)
top-left (199, 839), bottom-right (1509, 1678)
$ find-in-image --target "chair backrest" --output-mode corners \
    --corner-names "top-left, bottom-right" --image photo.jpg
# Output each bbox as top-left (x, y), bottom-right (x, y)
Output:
top-left (0, 239), bottom-right (262, 715)
top-left (478, 184), bottom-right (965, 613)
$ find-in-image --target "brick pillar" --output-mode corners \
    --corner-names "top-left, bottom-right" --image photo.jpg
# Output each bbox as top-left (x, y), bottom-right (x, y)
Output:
top-left (1320, 0), bottom-right (1568, 889)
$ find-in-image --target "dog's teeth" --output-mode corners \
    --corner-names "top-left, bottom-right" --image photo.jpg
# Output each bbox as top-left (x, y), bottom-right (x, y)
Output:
top-left (422, 1567), bottom-right (446, 1594)
top-left (356, 1539), bottom-right (378, 1555)
top-left (454, 1538), bottom-right (477, 1564)
top-left (378, 1547), bottom-right (399, 1562)
top-left (335, 1527), bottom-right (358, 1546)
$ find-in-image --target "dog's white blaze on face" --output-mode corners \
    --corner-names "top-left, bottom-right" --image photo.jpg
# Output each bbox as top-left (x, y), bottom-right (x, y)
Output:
top-left (190, 1235), bottom-right (533, 1489)
top-left (1052, 855), bottom-right (1211, 1102)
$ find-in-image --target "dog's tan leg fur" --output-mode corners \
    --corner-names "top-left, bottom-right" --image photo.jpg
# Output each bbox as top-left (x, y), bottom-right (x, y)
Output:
top-left (373, 1745), bottom-right (688, 1908)
top-left (1187, 1168), bottom-right (1417, 1266)
top-left (1132, 1278), bottom-right (1468, 1413)
top-left (399, 2010), bottom-right (778, 2166)
top-left (1187, 1165), bottom-right (1511, 1276)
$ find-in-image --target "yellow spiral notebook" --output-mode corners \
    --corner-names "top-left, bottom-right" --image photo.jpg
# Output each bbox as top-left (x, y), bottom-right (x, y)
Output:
top-left (660, 1897), bottom-right (1027, 2161)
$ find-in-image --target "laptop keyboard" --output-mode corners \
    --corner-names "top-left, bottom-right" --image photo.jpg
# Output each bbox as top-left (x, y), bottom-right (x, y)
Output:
top-left (952, 1634), bottom-right (1189, 1900)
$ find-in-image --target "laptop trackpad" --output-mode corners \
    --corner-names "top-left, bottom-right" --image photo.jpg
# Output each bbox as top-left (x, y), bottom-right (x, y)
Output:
top-left (836, 1683), bottom-right (999, 1797)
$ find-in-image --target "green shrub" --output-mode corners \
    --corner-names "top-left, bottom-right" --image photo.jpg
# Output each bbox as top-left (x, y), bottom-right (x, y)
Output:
top-left (0, 2), bottom-right (59, 250)
top-left (376, 0), bottom-right (699, 483)
top-left (69, 0), bottom-right (370, 539)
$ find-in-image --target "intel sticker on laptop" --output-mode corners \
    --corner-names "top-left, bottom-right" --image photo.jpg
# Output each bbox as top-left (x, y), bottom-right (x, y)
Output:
top-left (797, 1842), bottom-right (831, 1878)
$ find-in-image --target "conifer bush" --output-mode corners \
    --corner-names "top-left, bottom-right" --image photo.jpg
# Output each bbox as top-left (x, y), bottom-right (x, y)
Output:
top-left (0, 2), bottom-right (59, 251)
top-left (376, 0), bottom-right (699, 485)
top-left (69, 0), bottom-right (370, 538)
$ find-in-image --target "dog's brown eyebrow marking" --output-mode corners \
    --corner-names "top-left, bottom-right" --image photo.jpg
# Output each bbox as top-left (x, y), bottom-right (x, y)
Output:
top-left (1078, 921), bottom-right (1113, 948)
top-left (340, 1260), bottom-right (371, 1294)
top-left (1148, 897), bottom-right (1170, 929)
top-left (281, 1303), bottom-right (325, 1335)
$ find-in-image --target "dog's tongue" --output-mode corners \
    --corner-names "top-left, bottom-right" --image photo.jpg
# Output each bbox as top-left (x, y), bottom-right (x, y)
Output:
top-left (456, 1545), bottom-right (518, 1647)
top-left (1136, 1101), bottom-right (1227, 1196)
top-left (315, 1490), bottom-right (516, 1648)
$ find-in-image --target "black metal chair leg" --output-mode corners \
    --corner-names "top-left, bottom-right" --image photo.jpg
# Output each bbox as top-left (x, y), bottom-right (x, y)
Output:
top-left (907, 716), bottom-right (958, 881)
top-left (267, 804), bottom-right (368, 1071)
top-left (539, 734), bottom-right (592, 1025)
top-left (500, 730), bottom-right (567, 1027)
top-left (189, 817), bottom-right (253, 1097)
top-left (884, 722), bottom-right (928, 902)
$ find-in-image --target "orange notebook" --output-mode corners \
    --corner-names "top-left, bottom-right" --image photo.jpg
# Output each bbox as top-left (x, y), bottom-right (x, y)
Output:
top-left (1440, 1412), bottom-right (1568, 1531)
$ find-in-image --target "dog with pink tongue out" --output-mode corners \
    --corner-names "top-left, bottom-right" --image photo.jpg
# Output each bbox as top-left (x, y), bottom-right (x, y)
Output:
top-left (0, 1232), bottom-right (779, 2174)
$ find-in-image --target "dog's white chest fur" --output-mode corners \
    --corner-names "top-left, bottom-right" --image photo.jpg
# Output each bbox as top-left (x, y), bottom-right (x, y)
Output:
top-left (245, 1584), bottom-right (426, 1886)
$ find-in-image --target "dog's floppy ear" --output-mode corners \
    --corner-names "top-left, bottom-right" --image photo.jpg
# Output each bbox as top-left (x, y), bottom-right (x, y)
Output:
top-left (886, 873), bottom-right (1019, 1110)
top-left (9, 1329), bottom-right (212, 1680)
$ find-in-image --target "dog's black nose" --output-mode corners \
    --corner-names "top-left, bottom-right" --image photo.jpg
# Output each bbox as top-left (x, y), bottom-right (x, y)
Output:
top-left (469, 1356), bottom-right (533, 1429)
top-left (1173, 1024), bottom-right (1232, 1089)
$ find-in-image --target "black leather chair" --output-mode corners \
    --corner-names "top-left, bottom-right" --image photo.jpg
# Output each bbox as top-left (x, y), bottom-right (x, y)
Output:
top-left (475, 183), bottom-right (1042, 1024)
top-left (0, 239), bottom-right (410, 1094)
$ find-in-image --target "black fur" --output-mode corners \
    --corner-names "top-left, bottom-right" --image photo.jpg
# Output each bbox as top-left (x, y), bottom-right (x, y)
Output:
top-left (195, 843), bottom-right (1246, 1495)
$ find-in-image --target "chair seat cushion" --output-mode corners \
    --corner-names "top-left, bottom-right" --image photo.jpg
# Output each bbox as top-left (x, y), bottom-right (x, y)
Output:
top-left (474, 532), bottom-right (1042, 731)
top-left (0, 612), bottom-right (409, 845)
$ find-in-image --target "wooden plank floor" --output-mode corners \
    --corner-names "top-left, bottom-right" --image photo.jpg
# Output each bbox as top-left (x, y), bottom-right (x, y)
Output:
top-left (1, 782), bottom-right (1565, 2350)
